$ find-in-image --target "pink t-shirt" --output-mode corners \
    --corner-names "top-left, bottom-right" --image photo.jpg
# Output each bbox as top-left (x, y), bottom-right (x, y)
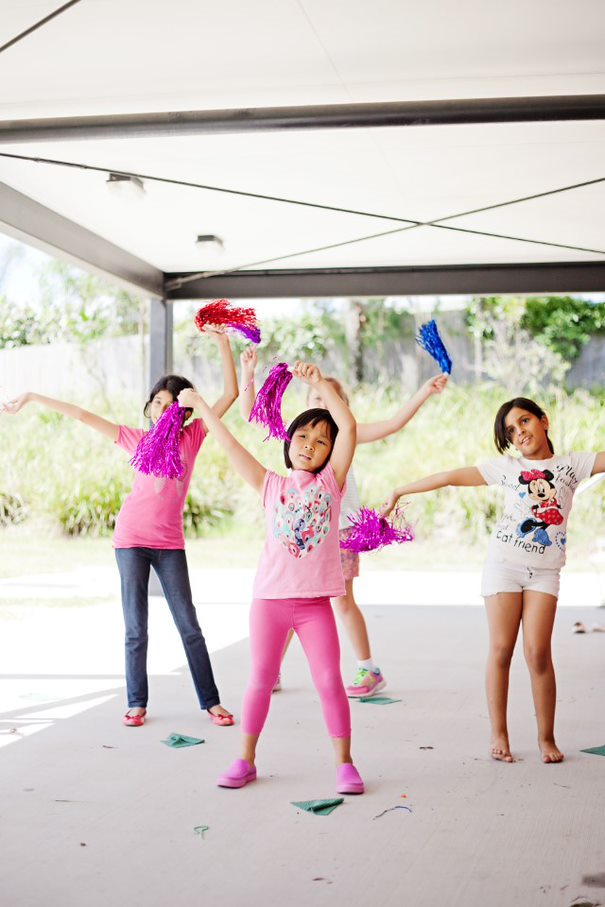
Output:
top-left (113, 419), bottom-right (206, 549)
top-left (253, 462), bottom-right (345, 599)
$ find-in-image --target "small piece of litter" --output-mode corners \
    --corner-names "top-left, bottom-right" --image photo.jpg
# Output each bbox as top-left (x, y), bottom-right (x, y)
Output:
top-left (400, 794), bottom-right (408, 799)
top-left (291, 798), bottom-right (344, 816)
top-left (419, 746), bottom-right (434, 750)
top-left (580, 745), bottom-right (605, 757)
top-left (162, 733), bottom-right (205, 748)
top-left (358, 696), bottom-right (402, 705)
top-left (582, 872), bottom-right (605, 887)
top-left (102, 744), bottom-right (116, 749)
top-left (80, 843), bottom-right (86, 847)
top-left (373, 805), bottom-right (413, 820)
top-left (193, 825), bottom-right (210, 839)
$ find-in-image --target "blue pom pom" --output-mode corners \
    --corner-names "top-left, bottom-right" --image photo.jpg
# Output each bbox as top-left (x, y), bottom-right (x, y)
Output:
top-left (416, 319), bottom-right (452, 374)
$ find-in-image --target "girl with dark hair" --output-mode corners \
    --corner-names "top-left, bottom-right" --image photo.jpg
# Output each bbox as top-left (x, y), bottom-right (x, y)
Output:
top-left (382, 397), bottom-right (604, 764)
top-left (178, 361), bottom-right (364, 794)
top-left (1, 330), bottom-right (238, 729)
top-left (240, 345), bottom-right (448, 697)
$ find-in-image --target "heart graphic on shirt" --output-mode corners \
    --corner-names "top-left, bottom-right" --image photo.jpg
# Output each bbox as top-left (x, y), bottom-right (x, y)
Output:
top-left (273, 485), bottom-right (333, 559)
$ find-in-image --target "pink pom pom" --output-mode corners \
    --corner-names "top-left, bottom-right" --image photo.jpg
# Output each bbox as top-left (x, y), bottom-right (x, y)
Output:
top-left (194, 299), bottom-right (261, 344)
top-left (249, 362), bottom-right (293, 441)
top-left (340, 507), bottom-right (414, 553)
top-left (130, 402), bottom-right (187, 479)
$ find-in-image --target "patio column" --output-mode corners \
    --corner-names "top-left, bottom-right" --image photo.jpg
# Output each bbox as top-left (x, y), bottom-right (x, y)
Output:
top-left (149, 297), bottom-right (173, 385)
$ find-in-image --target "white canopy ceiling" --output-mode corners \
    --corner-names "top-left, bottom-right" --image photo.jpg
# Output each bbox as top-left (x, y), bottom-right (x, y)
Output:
top-left (0, 0), bottom-right (604, 296)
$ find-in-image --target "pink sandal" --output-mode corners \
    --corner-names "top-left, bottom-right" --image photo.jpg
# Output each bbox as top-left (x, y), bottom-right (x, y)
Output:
top-left (123, 709), bottom-right (146, 727)
top-left (209, 708), bottom-right (234, 727)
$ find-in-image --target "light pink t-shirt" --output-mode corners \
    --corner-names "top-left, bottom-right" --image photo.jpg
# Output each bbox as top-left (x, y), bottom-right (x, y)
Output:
top-left (253, 462), bottom-right (345, 599)
top-left (113, 419), bottom-right (206, 549)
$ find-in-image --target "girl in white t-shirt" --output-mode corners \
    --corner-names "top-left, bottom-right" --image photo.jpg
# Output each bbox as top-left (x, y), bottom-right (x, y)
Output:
top-left (240, 346), bottom-right (448, 697)
top-left (179, 362), bottom-right (364, 795)
top-left (382, 396), bottom-right (604, 765)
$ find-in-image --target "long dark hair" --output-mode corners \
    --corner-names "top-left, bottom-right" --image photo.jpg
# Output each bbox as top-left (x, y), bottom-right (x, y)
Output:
top-left (283, 408), bottom-right (339, 473)
top-left (494, 397), bottom-right (554, 455)
top-left (143, 375), bottom-right (194, 419)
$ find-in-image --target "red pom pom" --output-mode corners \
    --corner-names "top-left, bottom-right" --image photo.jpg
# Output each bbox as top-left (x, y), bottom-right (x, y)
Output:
top-left (194, 299), bottom-right (261, 343)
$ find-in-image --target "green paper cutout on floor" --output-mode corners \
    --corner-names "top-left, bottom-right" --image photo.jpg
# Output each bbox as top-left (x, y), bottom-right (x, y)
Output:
top-left (291, 798), bottom-right (344, 816)
top-left (193, 825), bottom-right (210, 839)
top-left (162, 733), bottom-right (205, 748)
top-left (358, 696), bottom-right (402, 705)
top-left (580, 744), bottom-right (605, 757)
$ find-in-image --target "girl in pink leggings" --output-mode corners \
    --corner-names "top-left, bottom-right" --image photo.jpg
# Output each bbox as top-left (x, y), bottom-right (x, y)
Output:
top-left (178, 361), bottom-right (364, 795)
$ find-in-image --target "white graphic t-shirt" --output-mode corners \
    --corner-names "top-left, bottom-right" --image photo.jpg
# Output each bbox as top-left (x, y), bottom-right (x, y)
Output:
top-left (477, 452), bottom-right (596, 569)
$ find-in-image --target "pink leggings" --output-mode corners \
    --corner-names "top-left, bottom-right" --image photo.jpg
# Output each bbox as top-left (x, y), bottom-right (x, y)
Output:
top-left (241, 596), bottom-right (351, 739)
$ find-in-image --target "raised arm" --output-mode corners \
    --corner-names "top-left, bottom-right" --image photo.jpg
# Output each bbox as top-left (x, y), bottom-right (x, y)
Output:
top-left (382, 466), bottom-right (486, 516)
top-left (357, 374), bottom-right (448, 444)
top-left (1, 392), bottom-right (119, 441)
top-left (178, 387), bottom-right (266, 494)
top-left (205, 330), bottom-right (239, 419)
top-left (293, 361), bottom-right (356, 490)
top-left (239, 346), bottom-right (257, 421)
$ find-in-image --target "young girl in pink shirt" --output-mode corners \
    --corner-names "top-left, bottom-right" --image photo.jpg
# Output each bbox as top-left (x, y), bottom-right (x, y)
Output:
top-left (179, 361), bottom-right (364, 795)
top-left (2, 331), bottom-right (237, 729)
top-left (240, 346), bottom-right (447, 696)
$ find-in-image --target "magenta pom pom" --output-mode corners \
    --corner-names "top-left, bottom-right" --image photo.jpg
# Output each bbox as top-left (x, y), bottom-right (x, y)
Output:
top-left (195, 299), bottom-right (261, 344)
top-left (131, 402), bottom-right (187, 479)
top-left (249, 362), bottom-right (293, 441)
top-left (416, 319), bottom-right (452, 374)
top-left (340, 507), bottom-right (414, 553)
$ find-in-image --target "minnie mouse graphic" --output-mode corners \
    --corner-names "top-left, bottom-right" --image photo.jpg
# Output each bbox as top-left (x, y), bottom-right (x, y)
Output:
top-left (516, 468), bottom-right (563, 547)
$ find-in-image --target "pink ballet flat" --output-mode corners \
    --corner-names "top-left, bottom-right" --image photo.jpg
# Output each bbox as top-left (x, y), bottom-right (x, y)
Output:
top-left (336, 763), bottom-right (364, 795)
top-left (208, 708), bottom-right (235, 727)
top-left (122, 709), bottom-right (146, 727)
top-left (217, 759), bottom-right (257, 789)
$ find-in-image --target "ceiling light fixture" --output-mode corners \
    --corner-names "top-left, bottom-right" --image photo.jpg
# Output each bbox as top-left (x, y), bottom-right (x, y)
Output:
top-left (106, 172), bottom-right (145, 199)
top-left (195, 234), bottom-right (224, 252)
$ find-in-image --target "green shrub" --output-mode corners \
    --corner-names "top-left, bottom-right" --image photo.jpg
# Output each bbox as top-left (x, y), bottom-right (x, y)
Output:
top-left (0, 491), bottom-right (28, 527)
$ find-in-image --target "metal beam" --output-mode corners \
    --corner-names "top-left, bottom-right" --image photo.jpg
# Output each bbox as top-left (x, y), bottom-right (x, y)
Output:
top-left (149, 298), bottom-right (173, 385)
top-left (165, 262), bottom-right (605, 299)
top-left (0, 180), bottom-right (164, 297)
top-left (1, 95), bottom-right (604, 143)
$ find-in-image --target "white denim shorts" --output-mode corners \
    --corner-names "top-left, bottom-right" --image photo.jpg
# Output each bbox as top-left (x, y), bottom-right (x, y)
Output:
top-left (481, 559), bottom-right (561, 598)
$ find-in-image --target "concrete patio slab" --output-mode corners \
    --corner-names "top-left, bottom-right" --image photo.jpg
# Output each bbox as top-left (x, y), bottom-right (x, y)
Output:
top-left (1, 596), bottom-right (605, 907)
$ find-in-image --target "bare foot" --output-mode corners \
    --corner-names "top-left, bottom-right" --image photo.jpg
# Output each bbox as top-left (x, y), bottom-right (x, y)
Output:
top-left (539, 739), bottom-right (564, 763)
top-left (490, 735), bottom-right (514, 762)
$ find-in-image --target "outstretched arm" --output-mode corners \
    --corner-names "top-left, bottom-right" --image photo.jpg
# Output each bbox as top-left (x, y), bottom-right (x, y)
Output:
top-left (1, 392), bottom-right (119, 441)
top-left (357, 374), bottom-right (448, 444)
top-left (206, 331), bottom-right (239, 419)
top-left (239, 346), bottom-right (257, 421)
top-left (178, 387), bottom-right (266, 493)
top-left (382, 466), bottom-right (486, 516)
top-left (293, 361), bottom-right (356, 490)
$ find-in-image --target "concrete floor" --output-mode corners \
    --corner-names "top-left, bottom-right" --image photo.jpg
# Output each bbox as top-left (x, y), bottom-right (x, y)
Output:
top-left (1, 592), bottom-right (605, 907)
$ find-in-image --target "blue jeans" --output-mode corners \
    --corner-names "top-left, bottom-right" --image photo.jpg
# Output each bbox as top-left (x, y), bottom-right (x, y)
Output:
top-left (115, 547), bottom-right (220, 711)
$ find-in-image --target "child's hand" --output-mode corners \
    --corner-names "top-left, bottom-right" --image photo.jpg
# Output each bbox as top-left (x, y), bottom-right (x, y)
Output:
top-left (0, 393), bottom-right (30, 415)
top-left (177, 388), bottom-right (200, 410)
top-left (421, 374), bottom-right (448, 397)
top-left (240, 346), bottom-right (258, 376)
top-left (293, 361), bottom-right (322, 386)
top-left (380, 490), bottom-right (402, 518)
top-left (202, 324), bottom-right (228, 337)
